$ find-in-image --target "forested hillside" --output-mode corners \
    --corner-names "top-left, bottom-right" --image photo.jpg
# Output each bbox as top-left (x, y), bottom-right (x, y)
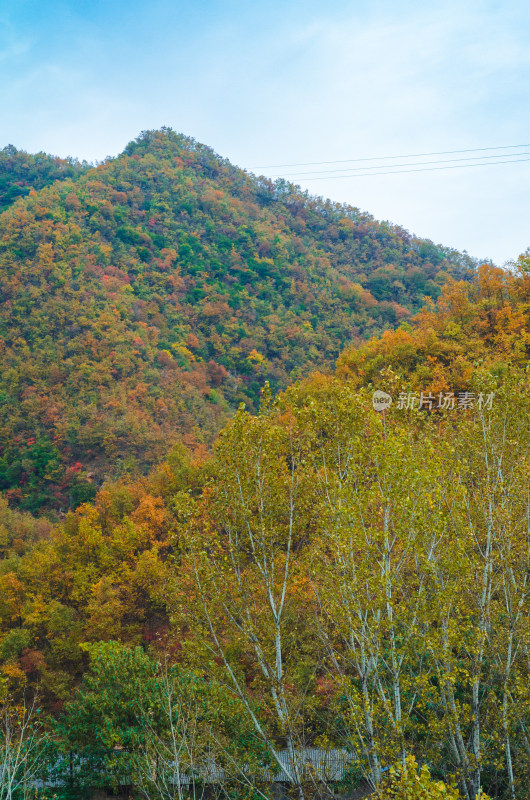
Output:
top-left (0, 129), bottom-right (476, 511)
top-left (337, 256), bottom-right (530, 390)
top-left (0, 145), bottom-right (88, 213)
top-left (1, 264), bottom-right (529, 799)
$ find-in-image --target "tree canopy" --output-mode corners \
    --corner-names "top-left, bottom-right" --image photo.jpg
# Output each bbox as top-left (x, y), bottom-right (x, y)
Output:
top-left (2, 263), bottom-right (530, 798)
top-left (0, 129), bottom-right (476, 511)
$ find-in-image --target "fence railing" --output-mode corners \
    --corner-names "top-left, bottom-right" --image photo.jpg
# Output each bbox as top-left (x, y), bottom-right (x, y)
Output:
top-left (32, 746), bottom-right (356, 789)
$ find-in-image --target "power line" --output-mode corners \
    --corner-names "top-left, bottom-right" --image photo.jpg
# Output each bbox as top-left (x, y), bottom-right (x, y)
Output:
top-left (251, 143), bottom-right (530, 170)
top-left (294, 155), bottom-right (530, 180)
top-left (275, 150), bottom-right (530, 178)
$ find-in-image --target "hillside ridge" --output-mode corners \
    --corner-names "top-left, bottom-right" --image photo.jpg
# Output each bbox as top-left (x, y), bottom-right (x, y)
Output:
top-left (0, 128), bottom-right (477, 511)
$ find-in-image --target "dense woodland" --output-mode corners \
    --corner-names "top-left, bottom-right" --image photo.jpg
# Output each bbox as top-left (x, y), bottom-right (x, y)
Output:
top-left (0, 147), bottom-right (88, 213)
top-left (0, 131), bottom-right (476, 512)
top-left (2, 233), bottom-right (530, 798)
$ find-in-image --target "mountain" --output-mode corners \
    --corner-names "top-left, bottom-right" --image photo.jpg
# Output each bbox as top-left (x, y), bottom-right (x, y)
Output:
top-left (0, 128), bottom-right (477, 511)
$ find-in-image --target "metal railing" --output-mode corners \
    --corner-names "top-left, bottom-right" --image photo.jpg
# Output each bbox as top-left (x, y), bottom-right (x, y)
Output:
top-left (31, 747), bottom-right (356, 789)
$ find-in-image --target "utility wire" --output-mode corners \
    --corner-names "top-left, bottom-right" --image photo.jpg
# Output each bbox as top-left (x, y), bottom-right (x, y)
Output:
top-left (275, 150), bottom-right (530, 178)
top-left (252, 143), bottom-right (530, 170)
top-left (294, 155), bottom-right (530, 180)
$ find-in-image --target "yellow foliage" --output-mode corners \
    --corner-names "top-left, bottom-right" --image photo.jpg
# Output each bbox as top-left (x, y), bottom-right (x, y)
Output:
top-left (248, 348), bottom-right (265, 363)
top-left (376, 756), bottom-right (493, 800)
top-left (377, 756), bottom-right (460, 800)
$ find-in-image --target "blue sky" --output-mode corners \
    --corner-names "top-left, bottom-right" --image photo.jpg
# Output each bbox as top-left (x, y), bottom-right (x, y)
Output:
top-left (1, 0), bottom-right (529, 264)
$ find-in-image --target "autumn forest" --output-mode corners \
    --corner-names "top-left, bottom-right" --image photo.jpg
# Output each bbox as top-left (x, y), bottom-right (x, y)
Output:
top-left (1, 130), bottom-right (530, 800)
